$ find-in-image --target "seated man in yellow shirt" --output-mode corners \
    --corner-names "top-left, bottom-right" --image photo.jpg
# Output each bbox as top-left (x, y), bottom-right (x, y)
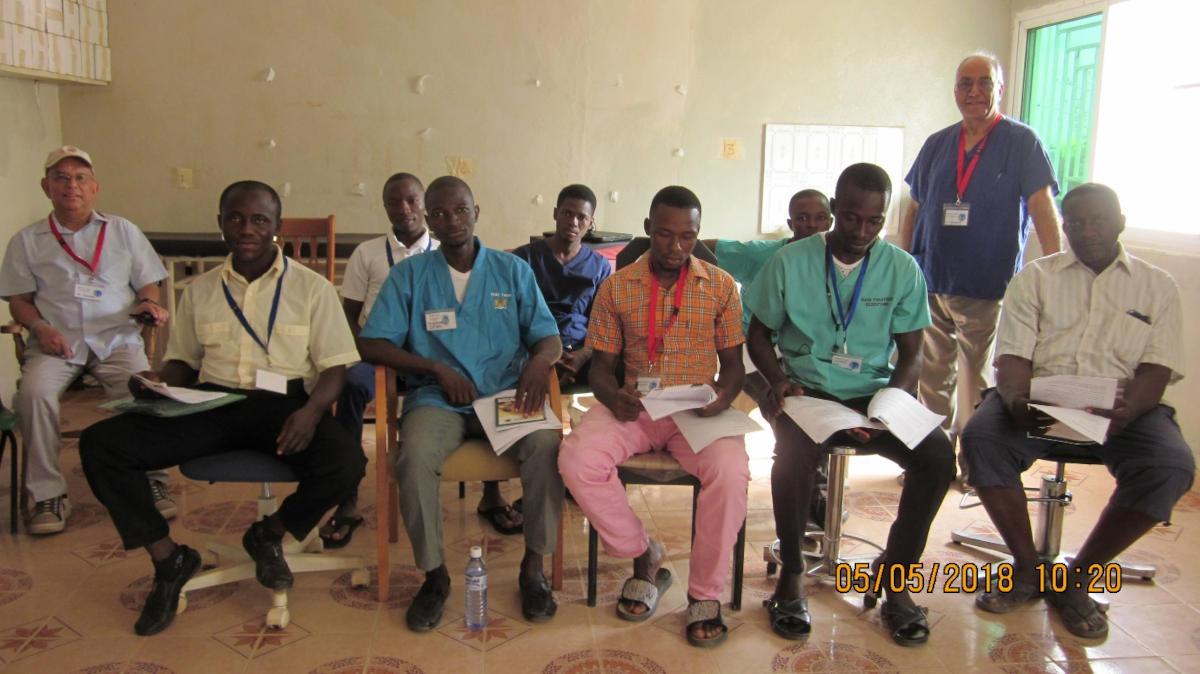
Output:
top-left (79, 181), bottom-right (365, 637)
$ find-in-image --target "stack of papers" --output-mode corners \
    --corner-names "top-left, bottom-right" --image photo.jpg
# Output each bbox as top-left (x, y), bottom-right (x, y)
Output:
top-left (782, 388), bottom-right (944, 449)
top-left (132, 374), bottom-right (233, 404)
top-left (670, 408), bottom-right (763, 453)
top-left (473, 390), bottom-right (562, 455)
top-left (1028, 375), bottom-right (1118, 444)
top-left (641, 384), bottom-right (717, 420)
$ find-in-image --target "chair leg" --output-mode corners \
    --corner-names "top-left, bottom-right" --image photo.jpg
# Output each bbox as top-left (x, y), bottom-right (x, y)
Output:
top-left (3, 432), bottom-right (16, 535)
top-left (587, 522), bottom-right (599, 607)
top-left (552, 513), bottom-right (564, 591)
top-left (458, 481), bottom-right (465, 499)
top-left (388, 481), bottom-right (400, 543)
top-left (732, 517), bottom-right (746, 611)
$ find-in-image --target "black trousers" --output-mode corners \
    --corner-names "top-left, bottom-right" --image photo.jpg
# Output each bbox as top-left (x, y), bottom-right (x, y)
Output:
top-left (771, 392), bottom-right (956, 577)
top-left (80, 387), bottom-right (365, 550)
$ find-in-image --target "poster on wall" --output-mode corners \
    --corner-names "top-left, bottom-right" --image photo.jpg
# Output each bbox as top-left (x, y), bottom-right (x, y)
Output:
top-left (760, 124), bottom-right (904, 235)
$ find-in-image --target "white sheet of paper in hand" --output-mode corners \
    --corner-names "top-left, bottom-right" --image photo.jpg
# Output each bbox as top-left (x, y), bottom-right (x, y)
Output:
top-left (866, 388), bottom-right (945, 450)
top-left (641, 384), bottom-right (717, 420)
top-left (670, 408), bottom-right (763, 453)
top-left (472, 390), bottom-right (561, 455)
top-left (132, 374), bottom-right (231, 404)
top-left (1030, 375), bottom-right (1117, 410)
top-left (1030, 404), bottom-right (1110, 445)
top-left (782, 396), bottom-right (884, 444)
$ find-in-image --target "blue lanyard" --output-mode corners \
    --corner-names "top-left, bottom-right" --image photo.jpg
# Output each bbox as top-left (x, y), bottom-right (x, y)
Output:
top-left (825, 246), bottom-right (869, 351)
top-left (222, 256), bottom-right (288, 353)
top-left (386, 235), bottom-right (432, 268)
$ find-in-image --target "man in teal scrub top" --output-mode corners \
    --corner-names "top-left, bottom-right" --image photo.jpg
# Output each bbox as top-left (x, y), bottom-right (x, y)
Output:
top-left (745, 163), bottom-right (955, 646)
top-left (358, 176), bottom-right (565, 631)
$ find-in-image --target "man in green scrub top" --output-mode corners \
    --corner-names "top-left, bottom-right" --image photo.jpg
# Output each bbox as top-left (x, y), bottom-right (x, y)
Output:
top-left (745, 163), bottom-right (955, 646)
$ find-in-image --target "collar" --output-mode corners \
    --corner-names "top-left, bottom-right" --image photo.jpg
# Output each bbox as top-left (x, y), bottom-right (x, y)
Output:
top-left (390, 229), bottom-right (431, 252)
top-left (42, 210), bottom-right (108, 234)
top-left (1051, 243), bottom-right (1133, 277)
top-left (636, 252), bottom-right (710, 286)
top-left (221, 245), bottom-right (286, 284)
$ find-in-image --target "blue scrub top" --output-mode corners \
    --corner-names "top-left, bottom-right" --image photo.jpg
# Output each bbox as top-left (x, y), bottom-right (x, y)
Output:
top-left (511, 238), bottom-right (611, 349)
top-left (745, 235), bottom-right (931, 400)
top-left (715, 238), bottom-right (786, 335)
top-left (905, 116), bottom-right (1058, 300)
top-left (360, 238), bottom-right (560, 413)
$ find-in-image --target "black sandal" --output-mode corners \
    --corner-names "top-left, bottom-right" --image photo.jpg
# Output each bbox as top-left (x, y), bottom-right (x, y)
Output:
top-left (765, 595), bottom-right (811, 640)
top-left (880, 600), bottom-right (931, 647)
top-left (317, 515), bottom-right (364, 550)
top-left (477, 504), bottom-right (523, 535)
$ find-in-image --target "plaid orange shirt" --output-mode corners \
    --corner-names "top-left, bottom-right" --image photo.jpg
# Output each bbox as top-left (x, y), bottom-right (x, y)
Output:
top-left (587, 253), bottom-right (744, 387)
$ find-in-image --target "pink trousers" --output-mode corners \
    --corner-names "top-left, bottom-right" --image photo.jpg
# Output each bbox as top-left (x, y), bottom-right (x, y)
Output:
top-left (558, 406), bottom-right (749, 601)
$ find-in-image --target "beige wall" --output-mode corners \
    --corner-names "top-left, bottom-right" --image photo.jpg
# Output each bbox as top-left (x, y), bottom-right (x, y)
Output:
top-left (58, 0), bottom-right (1010, 246)
top-left (0, 77), bottom-right (61, 403)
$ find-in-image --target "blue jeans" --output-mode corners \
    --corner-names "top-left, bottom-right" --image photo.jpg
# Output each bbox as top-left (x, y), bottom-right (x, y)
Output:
top-left (334, 362), bottom-right (377, 443)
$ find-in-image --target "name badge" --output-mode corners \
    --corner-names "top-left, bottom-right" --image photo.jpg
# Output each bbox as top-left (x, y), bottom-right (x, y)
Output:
top-left (424, 309), bottom-right (457, 332)
top-left (74, 283), bottom-right (104, 300)
top-left (831, 353), bottom-right (864, 372)
top-left (942, 203), bottom-right (970, 227)
top-left (635, 376), bottom-right (661, 394)
top-left (255, 369), bottom-right (289, 395)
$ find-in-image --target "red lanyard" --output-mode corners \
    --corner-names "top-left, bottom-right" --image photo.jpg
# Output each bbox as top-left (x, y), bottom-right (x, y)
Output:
top-left (48, 213), bottom-right (107, 276)
top-left (646, 265), bottom-right (688, 367)
top-left (956, 114), bottom-right (1004, 203)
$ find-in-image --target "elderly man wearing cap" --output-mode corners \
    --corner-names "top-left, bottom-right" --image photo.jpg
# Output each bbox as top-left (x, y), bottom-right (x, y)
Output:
top-left (0, 146), bottom-right (174, 535)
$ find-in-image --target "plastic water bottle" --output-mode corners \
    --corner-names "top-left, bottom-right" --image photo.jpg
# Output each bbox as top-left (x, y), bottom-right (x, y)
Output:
top-left (464, 545), bottom-right (488, 631)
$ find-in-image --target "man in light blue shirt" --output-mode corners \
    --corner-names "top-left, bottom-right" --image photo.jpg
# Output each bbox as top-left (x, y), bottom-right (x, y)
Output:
top-left (0, 146), bottom-right (175, 535)
top-left (358, 176), bottom-right (564, 631)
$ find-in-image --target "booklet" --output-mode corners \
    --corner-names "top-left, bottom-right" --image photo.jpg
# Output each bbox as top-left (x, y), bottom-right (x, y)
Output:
top-left (100, 393), bottom-right (246, 418)
top-left (1027, 374), bottom-right (1118, 445)
top-left (782, 388), bottom-right (944, 449)
top-left (641, 384), bottom-right (718, 420)
top-left (670, 408), bottom-right (763, 453)
top-left (131, 374), bottom-right (234, 405)
top-left (472, 390), bottom-right (561, 456)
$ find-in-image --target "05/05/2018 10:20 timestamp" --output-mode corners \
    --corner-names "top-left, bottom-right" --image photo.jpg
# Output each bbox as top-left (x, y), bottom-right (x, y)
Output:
top-left (833, 561), bottom-right (1124, 595)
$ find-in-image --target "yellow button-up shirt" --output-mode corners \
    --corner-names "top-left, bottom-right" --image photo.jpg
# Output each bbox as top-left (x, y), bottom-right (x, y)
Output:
top-left (165, 248), bottom-right (359, 391)
top-left (995, 245), bottom-right (1183, 384)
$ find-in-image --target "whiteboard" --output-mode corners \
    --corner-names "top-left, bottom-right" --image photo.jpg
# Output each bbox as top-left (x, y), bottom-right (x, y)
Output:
top-left (760, 124), bottom-right (905, 234)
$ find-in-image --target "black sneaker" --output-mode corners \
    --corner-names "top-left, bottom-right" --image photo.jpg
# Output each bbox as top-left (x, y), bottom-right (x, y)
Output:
top-left (135, 545), bottom-right (202, 636)
top-left (242, 519), bottom-right (294, 590)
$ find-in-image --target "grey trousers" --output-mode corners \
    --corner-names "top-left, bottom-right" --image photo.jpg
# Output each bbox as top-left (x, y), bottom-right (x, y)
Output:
top-left (917, 293), bottom-right (1003, 448)
top-left (395, 405), bottom-right (563, 571)
top-left (14, 344), bottom-right (168, 502)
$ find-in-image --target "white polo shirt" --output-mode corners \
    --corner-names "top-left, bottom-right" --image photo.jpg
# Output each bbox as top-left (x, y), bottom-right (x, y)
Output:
top-left (995, 245), bottom-right (1184, 384)
top-left (341, 229), bottom-right (437, 325)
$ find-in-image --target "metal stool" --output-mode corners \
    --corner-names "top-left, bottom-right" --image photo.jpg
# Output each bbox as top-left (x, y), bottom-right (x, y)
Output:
top-left (765, 445), bottom-right (883, 580)
top-left (952, 447), bottom-right (1156, 580)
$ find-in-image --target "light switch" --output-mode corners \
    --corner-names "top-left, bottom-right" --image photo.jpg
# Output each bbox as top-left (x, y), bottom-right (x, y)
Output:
top-left (172, 167), bottom-right (193, 189)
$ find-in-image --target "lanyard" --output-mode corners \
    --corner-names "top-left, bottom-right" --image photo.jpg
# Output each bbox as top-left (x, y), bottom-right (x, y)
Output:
top-left (955, 114), bottom-right (1004, 204)
top-left (826, 247), bottom-right (870, 353)
top-left (222, 256), bottom-right (288, 354)
top-left (48, 213), bottom-right (106, 276)
top-left (646, 265), bottom-right (688, 368)
top-left (385, 234), bottom-right (432, 268)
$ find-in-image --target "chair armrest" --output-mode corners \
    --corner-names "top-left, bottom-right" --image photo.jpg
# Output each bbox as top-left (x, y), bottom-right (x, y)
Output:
top-left (0, 322), bottom-right (24, 335)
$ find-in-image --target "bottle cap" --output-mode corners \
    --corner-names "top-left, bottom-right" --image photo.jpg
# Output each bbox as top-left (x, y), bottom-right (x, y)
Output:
top-left (469, 545), bottom-right (483, 558)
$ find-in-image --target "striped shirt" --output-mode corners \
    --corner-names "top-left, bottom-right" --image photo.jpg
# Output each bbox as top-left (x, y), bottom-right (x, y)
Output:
top-left (587, 253), bottom-right (743, 387)
top-left (995, 245), bottom-right (1183, 383)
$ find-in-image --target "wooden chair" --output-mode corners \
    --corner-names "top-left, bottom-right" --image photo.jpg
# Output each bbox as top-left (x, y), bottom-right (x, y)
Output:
top-left (280, 215), bottom-right (336, 283)
top-left (373, 365), bottom-right (566, 601)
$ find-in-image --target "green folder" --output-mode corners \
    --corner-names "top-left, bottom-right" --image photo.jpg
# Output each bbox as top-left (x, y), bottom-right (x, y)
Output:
top-left (100, 393), bottom-right (246, 417)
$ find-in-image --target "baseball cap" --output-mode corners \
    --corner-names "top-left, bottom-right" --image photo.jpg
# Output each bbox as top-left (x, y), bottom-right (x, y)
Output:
top-left (44, 146), bottom-right (94, 172)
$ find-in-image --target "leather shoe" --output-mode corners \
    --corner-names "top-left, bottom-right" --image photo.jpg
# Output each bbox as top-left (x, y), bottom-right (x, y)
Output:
top-left (242, 519), bottom-right (294, 590)
top-left (519, 573), bottom-right (557, 623)
top-left (135, 545), bottom-right (201, 636)
top-left (406, 576), bottom-right (450, 632)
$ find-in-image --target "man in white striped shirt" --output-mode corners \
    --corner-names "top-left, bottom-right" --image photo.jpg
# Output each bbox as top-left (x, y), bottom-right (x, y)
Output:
top-left (962, 183), bottom-right (1194, 640)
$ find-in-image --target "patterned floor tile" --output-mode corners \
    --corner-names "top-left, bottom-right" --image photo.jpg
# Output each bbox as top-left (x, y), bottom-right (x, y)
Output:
top-left (0, 616), bottom-right (83, 664)
top-left (211, 619), bottom-right (311, 660)
top-left (435, 610), bottom-right (530, 652)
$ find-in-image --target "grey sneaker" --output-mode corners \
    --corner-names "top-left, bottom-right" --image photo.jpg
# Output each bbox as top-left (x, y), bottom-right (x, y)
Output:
top-left (150, 480), bottom-right (177, 520)
top-left (28, 495), bottom-right (72, 535)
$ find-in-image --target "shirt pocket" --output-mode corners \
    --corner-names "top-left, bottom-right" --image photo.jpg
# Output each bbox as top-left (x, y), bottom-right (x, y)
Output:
top-left (196, 322), bottom-right (232, 346)
top-left (270, 324), bottom-right (311, 368)
top-left (1112, 315), bottom-right (1152, 370)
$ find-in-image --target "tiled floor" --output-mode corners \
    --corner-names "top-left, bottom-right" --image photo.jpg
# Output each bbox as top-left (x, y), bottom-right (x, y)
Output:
top-left (1, 402), bottom-right (1198, 673)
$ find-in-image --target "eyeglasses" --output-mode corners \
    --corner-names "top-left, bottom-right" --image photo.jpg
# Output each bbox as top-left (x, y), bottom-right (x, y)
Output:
top-left (49, 172), bottom-right (94, 186)
top-left (956, 78), bottom-right (996, 93)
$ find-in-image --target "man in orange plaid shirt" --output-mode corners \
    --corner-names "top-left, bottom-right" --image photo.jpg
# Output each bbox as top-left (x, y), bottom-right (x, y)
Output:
top-left (558, 186), bottom-right (748, 648)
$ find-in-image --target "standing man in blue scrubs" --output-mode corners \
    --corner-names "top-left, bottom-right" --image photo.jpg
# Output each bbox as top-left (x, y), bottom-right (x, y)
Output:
top-left (512, 183), bottom-right (611, 388)
top-left (900, 52), bottom-right (1061, 479)
top-left (358, 176), bottom-right (565, 631)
